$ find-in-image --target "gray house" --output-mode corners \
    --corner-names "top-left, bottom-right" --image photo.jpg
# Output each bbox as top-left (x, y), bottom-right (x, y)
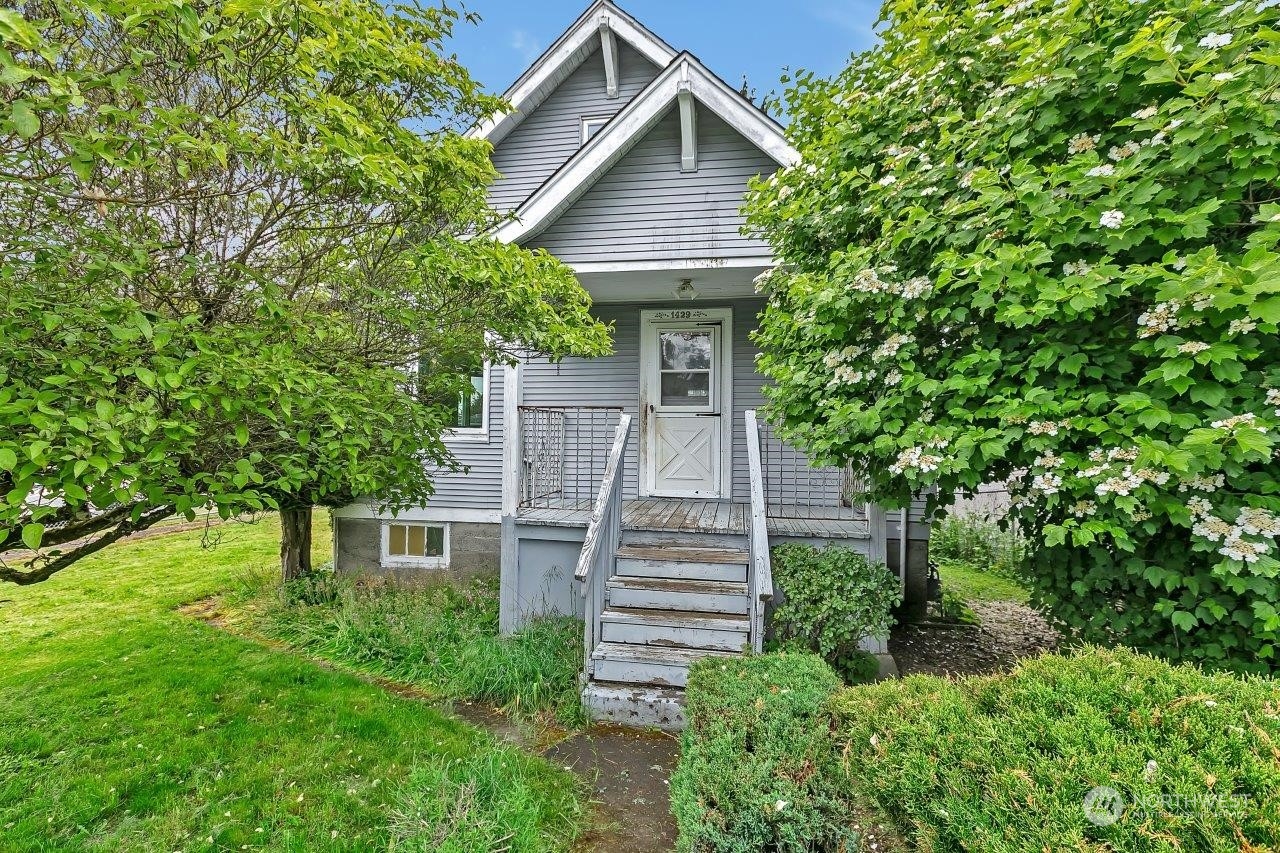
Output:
top-left (334, 1), bottom-right (929, 727)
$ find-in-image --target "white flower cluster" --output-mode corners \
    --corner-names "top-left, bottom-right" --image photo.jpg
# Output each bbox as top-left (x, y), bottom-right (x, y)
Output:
top-left (1062, 260), bottom-right (1092, 276)
top-left (1267, 388), bottom-right (1280, 416)
top-left (1177, 341), bottom-right (1210, 354)
top-left (1180, 473), bottom-right (1226, 493)
top-left (823, 345), bottom-right (865, 369)
top-left (873, 333), bottom-right (914, 361)
top-left (1132, 105), bottom-right (1158, 120)
top-left (1228, 319), bottom-right (1257, 336)
top-left (1212, 412), bottom-right (1265, 433)
top-left (890, 446), bottom-right (944, 476)
top-left (1099, 209), bottom-right (1126, 229)
top-left (1086, 164), bottom-right (1115, 178)
top-left (849, 267), bottom-right (933, 300)
top-left (1198, 31), bottom-right (1234, 49)
top-left (1137, 301), bottom-right (1183, 338)
top-left (1188, 499), bottom-right (1276, 564)
top-left (1108, 141), bottom-right (1141, 161)
top-left (1028, 420), bottom-right (1069, 436)
top-left (1070, 499), bottom-right (1097, 518)
top-left (1095, 466), bottom-right (1170, 497)
top-left (1068, 133), bottom-right (1098, 154)
top-left (1031, 472), bottom-right (1063, 495)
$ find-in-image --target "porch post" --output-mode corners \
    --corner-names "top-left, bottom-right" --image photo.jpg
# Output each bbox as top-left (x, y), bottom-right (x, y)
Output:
top-left (498, 361), bottom-right (523, 635)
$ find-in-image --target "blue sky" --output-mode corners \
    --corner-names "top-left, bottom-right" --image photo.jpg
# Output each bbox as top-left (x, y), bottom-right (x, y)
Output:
top-left (448, 1), bottom-right (882, 103)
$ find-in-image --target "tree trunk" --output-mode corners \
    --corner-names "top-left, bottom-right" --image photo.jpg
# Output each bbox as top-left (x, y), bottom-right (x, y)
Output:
top-left (280, 506), bottom-right (313, 582)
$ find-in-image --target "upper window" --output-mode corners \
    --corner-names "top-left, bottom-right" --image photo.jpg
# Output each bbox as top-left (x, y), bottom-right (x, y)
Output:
top-left (418, 352), bottom-right (487, 435)
top-left (581, 117), bottom-right (609, 146)
top-left (453, 360), bottom-right (486, 431)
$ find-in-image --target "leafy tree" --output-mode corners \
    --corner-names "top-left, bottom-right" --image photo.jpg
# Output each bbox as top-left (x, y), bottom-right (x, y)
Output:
top-left (747, 0), bottom-right (1280, 670)
top-left (0, 0), bottom-right (611, 583)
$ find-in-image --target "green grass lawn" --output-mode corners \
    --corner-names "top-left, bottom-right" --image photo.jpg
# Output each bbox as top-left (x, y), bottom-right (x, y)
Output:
top-left (0, 515), bottom-right (582, 852)
top-left (938, 560), bottom-right (1031, 605)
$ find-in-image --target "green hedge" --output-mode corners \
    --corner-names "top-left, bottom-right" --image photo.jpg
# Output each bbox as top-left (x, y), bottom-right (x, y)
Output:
top-left (676, 648), bottom-right (1280, 852)
top-left (670, 653), bottom-right (865, 853)
top-left (834, 647), bottom-right (1280, 851)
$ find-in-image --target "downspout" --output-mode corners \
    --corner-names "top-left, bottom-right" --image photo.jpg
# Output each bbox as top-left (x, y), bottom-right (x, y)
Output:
top-left (899, 506), bottom-right (909, 597)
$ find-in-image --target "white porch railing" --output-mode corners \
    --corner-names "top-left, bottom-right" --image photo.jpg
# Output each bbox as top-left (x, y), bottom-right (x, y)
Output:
top-left (744, 410), bottom-right (774, 654)
top-left (574, 414), bottom-right (633, 677)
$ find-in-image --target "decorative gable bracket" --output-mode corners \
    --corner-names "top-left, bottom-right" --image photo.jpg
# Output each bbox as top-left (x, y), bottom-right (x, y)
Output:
top-left (599, 16), bottom-right (619, 98)
top-left (677, 72), bottom-right (697, 172)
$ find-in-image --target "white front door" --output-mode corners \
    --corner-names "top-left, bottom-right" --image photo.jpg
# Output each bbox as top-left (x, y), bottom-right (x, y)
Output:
top-left (640, 309), bottom-right (732, 498)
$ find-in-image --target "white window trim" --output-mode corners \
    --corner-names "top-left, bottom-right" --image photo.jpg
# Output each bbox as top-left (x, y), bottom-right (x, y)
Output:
top-left (580, 116), bottom-right (610, 146)
top-left (380, 521), bottom-right (450, 569)
top-left (446, 361), bottom-right (491, 442)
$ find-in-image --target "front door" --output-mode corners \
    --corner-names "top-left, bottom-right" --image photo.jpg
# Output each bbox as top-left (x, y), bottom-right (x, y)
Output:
top-left (640, 309), bottom-right (732, 498)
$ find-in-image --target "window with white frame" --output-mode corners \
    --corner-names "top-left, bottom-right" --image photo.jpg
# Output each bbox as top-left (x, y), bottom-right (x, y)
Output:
top-left (580, 116), bottom-right (609, 145)
top-left (382, 521), bottom-right (448, 568)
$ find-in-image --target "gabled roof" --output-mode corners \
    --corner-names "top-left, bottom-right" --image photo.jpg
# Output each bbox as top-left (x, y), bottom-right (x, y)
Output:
top-left (466, 1), bottom-right (677, 146)
top-left (492, 52), bottom-right (800, 246)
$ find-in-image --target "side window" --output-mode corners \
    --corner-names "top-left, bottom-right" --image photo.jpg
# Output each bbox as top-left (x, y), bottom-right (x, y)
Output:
top-left (453, 359), bottom-right (486, 431)
top-left (383, 522), bottom-right (447, 567)
top-left (581, 117), bottom-right (609, 145)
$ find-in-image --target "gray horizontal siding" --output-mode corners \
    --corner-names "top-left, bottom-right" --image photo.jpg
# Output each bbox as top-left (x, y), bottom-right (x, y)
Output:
top-left (528, 106), bottom-right (778, 263)
top-left (424, 362), bottom-right (504, 512)
top-left (488, 40), bottom-right (660, 214)
top-left (520, 299), bottom-right (768, 502)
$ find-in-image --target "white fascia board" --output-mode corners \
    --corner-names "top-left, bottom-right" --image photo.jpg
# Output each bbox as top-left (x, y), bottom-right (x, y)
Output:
top-left (570, 257), bottom-right (776, 274)
top-left (492, 54), bottom-right (799, 246)
top-left (466, 1), bottom-right (675, 146)
top-left (332, 501), bottom-right (501, 524)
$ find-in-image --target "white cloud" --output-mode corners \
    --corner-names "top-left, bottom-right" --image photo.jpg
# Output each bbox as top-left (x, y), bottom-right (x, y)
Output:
top-left (509, 30), bottom-right (541, 63)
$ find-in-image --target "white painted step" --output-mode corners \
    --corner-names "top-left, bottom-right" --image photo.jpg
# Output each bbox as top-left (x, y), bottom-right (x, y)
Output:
top-left (582, 681), bottom-right (686, 731)
top-left (600, 606), bottom-right (749, 652)
top-left (590, 642), bottom-right (739, 688)
top-left (615, 544), bottom-right (748, 583)
top-left (606, 576), bottom-right (749, 614)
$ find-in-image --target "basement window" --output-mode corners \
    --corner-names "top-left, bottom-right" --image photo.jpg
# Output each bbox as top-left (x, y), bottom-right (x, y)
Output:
top-left (382, 522), bottom-right (448, 568)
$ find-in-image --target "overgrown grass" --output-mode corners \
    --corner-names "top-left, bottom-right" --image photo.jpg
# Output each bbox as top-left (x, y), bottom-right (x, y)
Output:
top-left (249, 574), bottom-right (585, 726)
top-left (932, 513), bottom-right (1032, 607)
top-left (930, 512), bottom-right (1027, 579)
top-left (939, 560), bottom-right (1031, 604)
top-left (0, 514), bottom-right (583, 852)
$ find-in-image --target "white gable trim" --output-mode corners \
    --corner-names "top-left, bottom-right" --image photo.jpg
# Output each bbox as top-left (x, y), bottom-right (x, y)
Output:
top-left (467, 1), bottom-right (675, 146)
top-left (491, 53), bottom-right (799, 246)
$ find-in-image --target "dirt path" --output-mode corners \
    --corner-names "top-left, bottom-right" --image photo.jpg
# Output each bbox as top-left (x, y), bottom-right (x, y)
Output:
top-left (890, 599), bottom-right (1060, 677)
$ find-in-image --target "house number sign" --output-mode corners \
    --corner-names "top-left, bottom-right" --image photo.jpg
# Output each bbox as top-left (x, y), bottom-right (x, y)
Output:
top-left (650, 309), bottom-right (713, 321)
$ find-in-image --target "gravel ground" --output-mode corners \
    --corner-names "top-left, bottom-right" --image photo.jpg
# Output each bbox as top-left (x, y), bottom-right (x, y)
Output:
top-left (890, 599), bottom-right (1061, 677)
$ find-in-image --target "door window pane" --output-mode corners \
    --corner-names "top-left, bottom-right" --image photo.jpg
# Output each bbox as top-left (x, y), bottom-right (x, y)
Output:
top-left (661, 371), bottom-right (711, 405)
top-left (660, 331), bottom-right (712, 371)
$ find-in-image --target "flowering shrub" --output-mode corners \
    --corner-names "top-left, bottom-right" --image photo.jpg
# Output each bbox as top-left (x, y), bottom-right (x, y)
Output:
top-left (747, 0), bottom-right (1280, 670)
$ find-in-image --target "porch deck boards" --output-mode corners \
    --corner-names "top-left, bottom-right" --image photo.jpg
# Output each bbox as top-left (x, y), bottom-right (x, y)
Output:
top-left (517, 498), bottom-right (869, 539)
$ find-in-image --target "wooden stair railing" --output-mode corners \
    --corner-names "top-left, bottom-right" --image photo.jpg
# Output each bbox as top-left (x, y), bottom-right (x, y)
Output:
top-left (574, 414), bottom-right (633, 678)
top-left (744, 410), bottom-right (774, 654)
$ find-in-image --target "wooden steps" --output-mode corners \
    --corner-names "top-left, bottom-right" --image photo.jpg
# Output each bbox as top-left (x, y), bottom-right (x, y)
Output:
top-left (583, 529), bottom-right (752, 729)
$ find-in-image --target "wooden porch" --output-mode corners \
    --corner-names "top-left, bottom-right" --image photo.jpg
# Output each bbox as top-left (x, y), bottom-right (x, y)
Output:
top-left (517, 497), bottom-right (870, 539)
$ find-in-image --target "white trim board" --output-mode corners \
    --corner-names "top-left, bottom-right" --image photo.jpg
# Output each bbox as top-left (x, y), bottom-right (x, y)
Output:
top-left (492, 53), bottom-right (799, 247)
top-left (332, 503), bottom-right (501, 525)
top-left (465, 1), bottom-right (676, 147)
top-left (570, 257), bottom-right (776, 274)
